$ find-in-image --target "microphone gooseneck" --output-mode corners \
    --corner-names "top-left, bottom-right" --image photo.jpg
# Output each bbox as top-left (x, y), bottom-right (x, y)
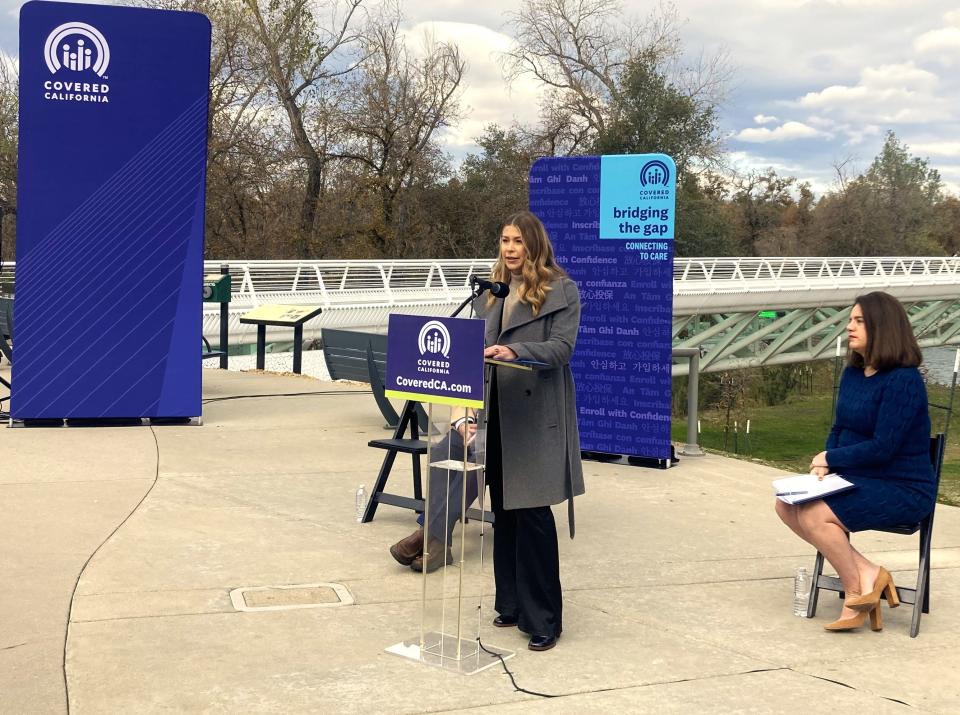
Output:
top-left (469, 275), bottom-right (510, 299)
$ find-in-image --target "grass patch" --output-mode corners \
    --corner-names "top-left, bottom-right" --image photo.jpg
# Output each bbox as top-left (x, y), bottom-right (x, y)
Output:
top-left (672, 379), bottom-right (960, 507)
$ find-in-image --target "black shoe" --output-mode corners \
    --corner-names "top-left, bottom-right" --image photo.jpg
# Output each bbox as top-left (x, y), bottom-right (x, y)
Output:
top-left (528, 634), bottom-right (559, 651)
top-left (492, 614), bottom-right (519, 628)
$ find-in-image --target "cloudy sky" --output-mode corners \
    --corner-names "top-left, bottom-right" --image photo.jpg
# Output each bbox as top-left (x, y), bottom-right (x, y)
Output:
top-left (3, 0), bottom-right (959, 194)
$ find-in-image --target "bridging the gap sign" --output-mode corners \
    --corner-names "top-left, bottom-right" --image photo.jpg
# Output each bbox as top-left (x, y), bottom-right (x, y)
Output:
top-left (530, 155), bottom-right (676, 462)
top-left (14, 1), bottom-right (211, 420)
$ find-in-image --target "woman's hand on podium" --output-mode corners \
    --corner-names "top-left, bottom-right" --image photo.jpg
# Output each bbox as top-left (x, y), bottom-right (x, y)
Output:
top-left (485, 344), bottom-right (518, 361)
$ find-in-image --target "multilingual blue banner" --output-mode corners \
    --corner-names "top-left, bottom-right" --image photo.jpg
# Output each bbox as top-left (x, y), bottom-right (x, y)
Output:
top-left (13, 1), bottom-right (211, 419)
top-left (384, 314), bottom-right (486, 409)
top-left (530, 154), bottom-right (676, 461)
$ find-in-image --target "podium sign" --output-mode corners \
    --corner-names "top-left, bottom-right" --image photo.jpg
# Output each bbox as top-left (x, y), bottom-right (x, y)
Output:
top-left (13, 1), bottom-right (211, 419)
top-left (530, 154), bottom-right (676, 461)
top-left (384, 314), bottom-right (485, 409)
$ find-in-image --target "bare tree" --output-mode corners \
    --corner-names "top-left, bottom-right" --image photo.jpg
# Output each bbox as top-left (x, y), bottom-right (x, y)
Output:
top-left (502, 0), bottom-right (728, 159)
top-left (334, 14), bottom-right (465, 254)
top-left (243, 0), bottom-right (367, 256)
top-left (0, 54), bottom-right (17, 262)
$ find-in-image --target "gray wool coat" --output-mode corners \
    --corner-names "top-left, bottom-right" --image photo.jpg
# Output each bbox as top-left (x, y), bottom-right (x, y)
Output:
top-left (474, 276), bottom-right (585, 537)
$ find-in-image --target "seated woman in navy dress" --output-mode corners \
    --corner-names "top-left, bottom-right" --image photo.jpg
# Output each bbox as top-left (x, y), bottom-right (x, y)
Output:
top-left (775, 291), bottom-right (936, 632)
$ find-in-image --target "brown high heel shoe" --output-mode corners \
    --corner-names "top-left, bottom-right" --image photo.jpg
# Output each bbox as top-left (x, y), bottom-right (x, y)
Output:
top-left (824, 603), bottom-right (883, 632)
top-left (846, 567), bottom-right (900, 611)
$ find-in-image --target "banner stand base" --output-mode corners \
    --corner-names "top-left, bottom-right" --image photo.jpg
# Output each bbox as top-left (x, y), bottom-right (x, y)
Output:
top-left (581, 449), bottom-right (675, 469)
top-left (385, 632), bottom-right (514, 675)
top-left (7, 416), bottom-right (202, 429)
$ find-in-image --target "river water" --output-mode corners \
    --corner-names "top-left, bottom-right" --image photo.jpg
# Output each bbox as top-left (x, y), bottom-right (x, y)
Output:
top-left (923, 346), bottom-right (960, 385)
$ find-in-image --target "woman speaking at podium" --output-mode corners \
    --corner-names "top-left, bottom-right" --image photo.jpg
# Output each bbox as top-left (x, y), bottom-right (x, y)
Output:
top-left (476, 210), bottom-right (585, 652)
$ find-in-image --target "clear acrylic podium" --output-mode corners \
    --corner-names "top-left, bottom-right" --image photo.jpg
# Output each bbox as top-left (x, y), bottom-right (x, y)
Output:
top-left (385, 400), bottom-right (515, 674)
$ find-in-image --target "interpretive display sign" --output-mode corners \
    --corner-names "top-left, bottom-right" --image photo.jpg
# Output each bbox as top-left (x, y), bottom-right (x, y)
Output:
top-left (14, 1), bottom-right (211, 419)
top-left (529, 154), bottom-right (676, 461)
top-left (384, 314), bottom-right (485, 409)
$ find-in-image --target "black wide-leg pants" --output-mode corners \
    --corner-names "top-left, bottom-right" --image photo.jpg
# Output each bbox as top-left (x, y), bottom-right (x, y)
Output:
top-left (486, 373), bottom-right (563, 638)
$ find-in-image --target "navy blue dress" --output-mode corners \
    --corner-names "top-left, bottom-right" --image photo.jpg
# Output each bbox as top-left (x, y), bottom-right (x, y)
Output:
top-left (823, 366), bottom-right (936, 532)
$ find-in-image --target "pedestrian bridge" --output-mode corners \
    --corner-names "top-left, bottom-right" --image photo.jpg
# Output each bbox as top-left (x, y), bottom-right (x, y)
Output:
top-left (4, 256), bottom-right (960, 375)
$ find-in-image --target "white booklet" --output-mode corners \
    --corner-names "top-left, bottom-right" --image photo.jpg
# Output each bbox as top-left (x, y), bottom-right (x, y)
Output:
top-left (771, 473), bottom-right (856, 505)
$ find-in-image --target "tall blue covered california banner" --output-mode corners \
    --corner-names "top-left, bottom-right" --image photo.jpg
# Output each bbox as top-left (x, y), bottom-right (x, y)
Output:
top-left (14, 1), bottom-right (211, 419)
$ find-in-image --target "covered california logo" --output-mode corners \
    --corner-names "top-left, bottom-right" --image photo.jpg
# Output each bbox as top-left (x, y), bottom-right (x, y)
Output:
top-left (416, 320), bottom-right (451, 375)
top-left (42, 22), bottom-right (111, 103)
top-left (418, 321), bottom-right (451, 357)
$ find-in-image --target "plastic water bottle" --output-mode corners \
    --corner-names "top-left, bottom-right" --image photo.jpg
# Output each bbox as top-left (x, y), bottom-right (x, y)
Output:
top-left (793, 567), bottom-right (810, 616)
top-left (355, 485), bottom-right (367, 523)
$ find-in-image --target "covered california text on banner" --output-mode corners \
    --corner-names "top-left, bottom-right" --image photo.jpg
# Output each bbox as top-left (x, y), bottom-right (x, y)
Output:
top-left (14, 1), bottom-right (211, 419)
top-left (530, 154), bottom-right (676, 461)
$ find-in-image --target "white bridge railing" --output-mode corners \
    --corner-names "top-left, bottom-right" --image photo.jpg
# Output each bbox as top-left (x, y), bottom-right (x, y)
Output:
top-left (4, 257), bottom-right (960, 365)
top-left (674, 257), bottom-right (960, 314)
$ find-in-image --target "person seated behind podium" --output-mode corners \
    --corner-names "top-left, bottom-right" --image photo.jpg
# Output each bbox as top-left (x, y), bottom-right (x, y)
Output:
top-left (474, 210), bottom-right (584, 652)
top-left (775, 291), bottom-right (936, 632)
top-left (388, 414), bottom-right (480, 573)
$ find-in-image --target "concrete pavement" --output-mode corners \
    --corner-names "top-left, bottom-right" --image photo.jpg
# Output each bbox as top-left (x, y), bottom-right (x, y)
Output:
top-left (2, 367), bottom-right (959, 713)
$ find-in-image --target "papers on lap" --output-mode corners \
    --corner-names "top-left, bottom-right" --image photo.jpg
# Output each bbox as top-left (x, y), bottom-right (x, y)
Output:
top-left (771, 473), bottom-right (856, 505)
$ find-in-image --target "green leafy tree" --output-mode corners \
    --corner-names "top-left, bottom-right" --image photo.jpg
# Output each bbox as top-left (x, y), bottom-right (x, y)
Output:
top-left (728, 170), bottom-right (815, 256)
top-left (423, 125), bottom-right (543, 258)
top-left (592, 55), bottom-right (720, 175)
top-left (812, 132), bottom-right (944, 256)
top-left (674, 173), bottom-right (738, 257)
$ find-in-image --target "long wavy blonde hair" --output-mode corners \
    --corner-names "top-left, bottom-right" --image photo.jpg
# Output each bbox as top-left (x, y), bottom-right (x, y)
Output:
top-left (488, 211), bottom-right (566, 316)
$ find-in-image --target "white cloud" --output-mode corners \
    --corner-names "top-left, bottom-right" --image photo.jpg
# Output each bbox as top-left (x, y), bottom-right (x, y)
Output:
top-left (736, 121), bottom-right (827, 143)
top-left (752, 0), bottom-right (900, 6)
top-left (726, 149), bottom-right (835, 194)
top-left (914, 27), bottom-right (960, 62)
top-left (910, 142), bottom-right (960, 158)
top-left (798, 63), bottom-right (949, 123)
top-left (753, 114), bottom-right (778, 124)
top-left (841, 124), bottom-right (881, 145)
top-left (400, 21), bottom-right (542, 153)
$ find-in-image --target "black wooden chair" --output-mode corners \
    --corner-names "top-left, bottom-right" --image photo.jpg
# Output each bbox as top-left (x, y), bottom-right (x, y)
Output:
top-left (806, 433), bottom-right (946, 637)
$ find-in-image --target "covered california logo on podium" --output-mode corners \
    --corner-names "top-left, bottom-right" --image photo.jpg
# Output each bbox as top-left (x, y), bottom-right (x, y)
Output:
top-left (386, 314), bottom-right (484, 408)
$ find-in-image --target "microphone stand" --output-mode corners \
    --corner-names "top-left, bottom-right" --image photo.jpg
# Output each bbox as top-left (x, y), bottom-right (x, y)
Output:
top-left (450, 283), bottom-right (483, 318)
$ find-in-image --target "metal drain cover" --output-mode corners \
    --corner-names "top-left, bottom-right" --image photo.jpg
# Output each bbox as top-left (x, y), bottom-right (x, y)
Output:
top-left (230, 582), bottom-right (354, 612)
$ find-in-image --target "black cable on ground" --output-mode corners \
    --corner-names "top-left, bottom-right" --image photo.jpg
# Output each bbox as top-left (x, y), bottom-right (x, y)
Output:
top-left (202, 389), bottom-right (371, 405)
top-left (476, 635), bottom-right (559, 698)
top-left (61, 425), bottom-right (162, 714)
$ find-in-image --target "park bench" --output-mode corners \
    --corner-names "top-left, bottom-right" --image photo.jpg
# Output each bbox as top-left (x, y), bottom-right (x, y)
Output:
top-left (0, 296), bottom-right (12, 366)
top-left (321, 327), bottom-right (426, 430)
top-left (0, 296), bottom-right (12, 399)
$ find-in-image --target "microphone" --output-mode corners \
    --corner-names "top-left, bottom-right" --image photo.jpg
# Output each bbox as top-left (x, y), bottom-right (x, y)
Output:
top-left (470, 275), bottom-right (510, 298)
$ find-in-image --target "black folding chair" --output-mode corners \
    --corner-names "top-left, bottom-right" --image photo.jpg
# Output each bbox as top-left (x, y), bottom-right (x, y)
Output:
top-left (806, 433), bottom-right (946, 637)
